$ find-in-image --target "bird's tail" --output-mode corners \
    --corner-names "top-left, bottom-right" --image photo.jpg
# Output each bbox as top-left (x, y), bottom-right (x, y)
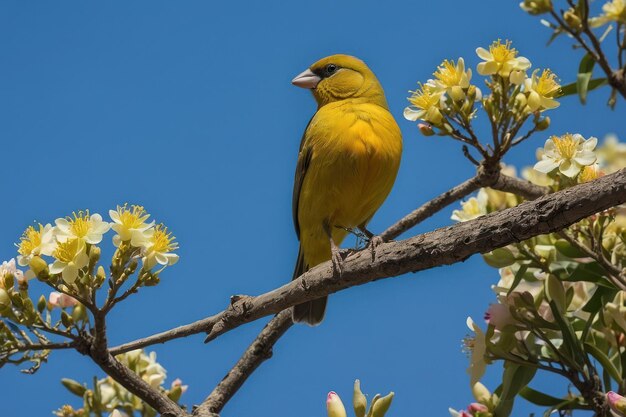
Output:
top-left (291, 245), bottom-right (327, 326)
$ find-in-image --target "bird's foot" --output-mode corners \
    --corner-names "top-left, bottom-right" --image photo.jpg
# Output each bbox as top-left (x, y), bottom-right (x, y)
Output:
top-left (330, 239), bottom-right (346, 277)
top-left (367, 235), bottom-right (383, 262)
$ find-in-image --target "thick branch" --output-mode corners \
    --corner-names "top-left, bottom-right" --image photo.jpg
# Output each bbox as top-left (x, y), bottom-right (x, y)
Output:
top-left (193, 310), bottom-right (293, 417)
top-left (110, 169), bottom-right (626, 355)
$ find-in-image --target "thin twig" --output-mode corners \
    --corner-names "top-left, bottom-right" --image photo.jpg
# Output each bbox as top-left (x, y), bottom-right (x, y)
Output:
top-left (379, 175), bottom-right (483, 241)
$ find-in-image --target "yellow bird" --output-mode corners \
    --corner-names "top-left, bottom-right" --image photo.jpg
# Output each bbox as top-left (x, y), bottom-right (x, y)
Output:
top-left (290, 54), bottom-right (403, 325)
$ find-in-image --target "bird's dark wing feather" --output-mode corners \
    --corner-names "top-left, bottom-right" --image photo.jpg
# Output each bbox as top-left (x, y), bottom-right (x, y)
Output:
top-left (292, 117), bottom-right (314, 239)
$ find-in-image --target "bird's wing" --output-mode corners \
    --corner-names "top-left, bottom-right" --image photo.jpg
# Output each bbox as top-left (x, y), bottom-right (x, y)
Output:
top-left (292, 117), bottom-right (314, 240)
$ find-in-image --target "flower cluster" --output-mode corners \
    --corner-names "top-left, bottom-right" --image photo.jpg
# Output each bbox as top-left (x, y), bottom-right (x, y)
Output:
top-left (404, 57), bottom-right (478, 127)
top-left (326, 380), bottom-right (394, 417)
top-left (54, 349), bottom-right (187, 417)
top-left (404, 40), bottom-right (559, 166)
top-left (451, 135), bottom-right (626, 417)
top-left (16, 205), bottom-right (178, 287)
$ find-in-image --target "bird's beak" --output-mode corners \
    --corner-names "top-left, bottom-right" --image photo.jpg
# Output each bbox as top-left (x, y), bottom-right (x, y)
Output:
top-left (291, 69), bottom-right (321, 89)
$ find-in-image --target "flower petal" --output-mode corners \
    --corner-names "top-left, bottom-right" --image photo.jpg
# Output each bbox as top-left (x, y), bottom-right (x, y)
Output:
top-left (534, 158), bottom-right (559, 173)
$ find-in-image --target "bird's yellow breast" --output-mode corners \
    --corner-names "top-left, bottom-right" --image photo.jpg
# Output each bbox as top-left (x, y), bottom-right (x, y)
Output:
top-left (297, 100), bottom-right (402, 266)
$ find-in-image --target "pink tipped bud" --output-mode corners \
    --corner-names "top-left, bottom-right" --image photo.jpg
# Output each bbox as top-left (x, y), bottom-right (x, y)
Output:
top-left (327, 391), bottom-right (347, 417)
top-left (607, 391), bottom-right (626, 415)
top-left (171, 378), bottom-right (188, 394)
top-left (48, 292), bottom-right (78, 309)
top-left (418, 123), bottom-right (435, 136)
top-left (468, 403), bottom-right (489, 413)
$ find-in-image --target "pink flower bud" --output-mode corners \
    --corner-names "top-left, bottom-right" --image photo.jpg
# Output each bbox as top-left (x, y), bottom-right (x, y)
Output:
top-left (48, 291), bottom-right (78, 308)
top-left (327, 391), bottom-right (347, 417)
top-left (171, 378), bottom-right (188, 393)
top-left (468, 403), bottom-right (489, 413)
top-left (418, 123), bottom-right (435, 136)
top-left (607, 391), bottom-right (626, 415)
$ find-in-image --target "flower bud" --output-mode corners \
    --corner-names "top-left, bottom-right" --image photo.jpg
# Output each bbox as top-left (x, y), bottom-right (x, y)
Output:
top-left (61, 310), bottom-right (73, 328)
top-left (564, 9), bottom-right (582, 31)
top-left (515, 93), bottom-right (527, 108)
top-left (371, 392), bottom-right (394, 417)
top-left (61, 378), bottom-right (87, 397)
top-left (450, 86), bottom-right (466, 101)
top-left (509, 70), bottom-right (526, 85)
top-left (89, 246), bottom-right (101, 268)
top-left (519, 0), bottom-right (552, 15)
top-left (72, 303), bottom-right (87, 322)
top-left (418, 123), bottom-right (435, 136)
top-left (95, 266), bottom-right (106, 287)
top-left (37, 294), bottom-right (46, 313)
top-left (607, 391), bottom-right (626, 416)
top-left (353, 380), bottom-right (367, 417)
top-left (29, 256), bottom-right (49, 280)
top-left (0, 288), bottom-right (11, 311)
top-left (468, 402), bottom-right (489, 413)
top-left (472, 382), bottom-right (491, 403)
top-left (327, 391), bottom-right (347, 417)
top-left (535, 116), bottom-right (550, 131)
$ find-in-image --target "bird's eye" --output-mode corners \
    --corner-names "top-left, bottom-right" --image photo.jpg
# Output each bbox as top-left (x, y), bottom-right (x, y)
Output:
top-left (325, 64), bottom-right (338, 75)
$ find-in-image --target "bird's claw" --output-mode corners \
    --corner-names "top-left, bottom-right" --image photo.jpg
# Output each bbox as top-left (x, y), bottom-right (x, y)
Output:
top-left (331, 246), bottom-right (344, 277)
top-left (367, 235), bottom-right (383, 261)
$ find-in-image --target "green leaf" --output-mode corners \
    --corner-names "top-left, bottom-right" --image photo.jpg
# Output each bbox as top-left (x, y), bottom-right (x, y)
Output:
top-left (584, 341), bottom-right (622, 382)
top-left (582, 286), bottom-right (617, 314)
top-left (519, 386), bottom-right (564, 406)
top-left (576, 53), bottom-right (596, 104)
top-left (563, 262), bottom-right (614, 288)
top-left (507, 265), bottom-right (528, 296)
top-left (560, 78), bottom-right (607, 97)
top-left (554, 239), bottom-right (586, 258)
top-left (494, 363), bottom-right (537, 417)
top-left (549, 300), bottom-right (586, 368)
top-left (483, 247), bottom-right (517, 268)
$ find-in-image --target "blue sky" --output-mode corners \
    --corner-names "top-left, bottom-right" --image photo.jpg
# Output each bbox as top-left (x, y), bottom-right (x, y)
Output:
top-left (0, 1), bottom-right (624, 416)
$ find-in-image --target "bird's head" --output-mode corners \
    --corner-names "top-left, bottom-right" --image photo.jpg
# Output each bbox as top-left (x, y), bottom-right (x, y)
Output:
top-left (292, 54), bottom-right (388, 109)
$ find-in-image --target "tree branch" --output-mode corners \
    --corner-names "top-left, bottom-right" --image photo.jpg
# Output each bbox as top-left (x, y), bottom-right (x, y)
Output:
top-left (380, 175), bottom-right (482, 241)
top-left (110, 169), bottom-right (626, 355)
top-left (192, 310), bottom-right (293, 417)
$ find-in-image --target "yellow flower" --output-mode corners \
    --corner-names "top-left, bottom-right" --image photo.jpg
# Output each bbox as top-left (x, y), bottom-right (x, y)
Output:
top-left (451, 189), bottom-right (488, 222)
top-left (109, 204), bottom-right (154, 248)
top-left (49, 238), bottom-right (89, 285)
top-left (404, 83), bottom-right (444, 125)
top-left (55, 211), bottom-right (111, 244)
top-left (578, 164), bottom-right (602, 183)
top-left (142, 224), bottom-right (179, 270)
top-left (476, 39), bottom-right (531, 78)
top-left (431, 58), bottom-right (472, 101)
top-left (524, 69), bottom-right (561, 111)
top-left (534, 133), bottom-right (597, 177)
top-left (591, 0), bottom-right (626, 26)
top-left (16, 223), bottom-right (55, 267)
